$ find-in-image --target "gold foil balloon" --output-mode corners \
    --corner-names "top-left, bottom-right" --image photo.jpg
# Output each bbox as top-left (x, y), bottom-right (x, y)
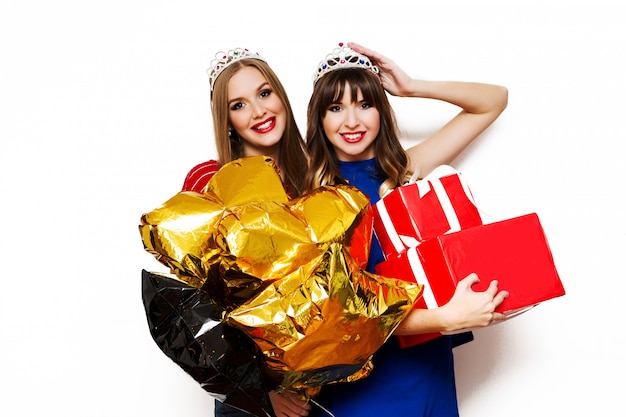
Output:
top-left (139, 156), bottom-right (421, 396)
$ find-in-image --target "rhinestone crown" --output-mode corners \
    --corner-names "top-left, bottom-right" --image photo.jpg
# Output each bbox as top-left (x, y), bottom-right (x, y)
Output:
top-left (207, 47), bottom-right (266, 91)
top-left (312, 42), bottom-right (379, 85)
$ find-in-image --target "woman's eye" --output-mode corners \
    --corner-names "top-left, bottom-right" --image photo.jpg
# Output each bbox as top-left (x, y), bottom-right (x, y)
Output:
top-left (328, 105), bottom-right (341, 112)
top-left (360, 102), bottom-right (372, 109)
top-left (230, 102), bottom-right (243, 111)
top-left (260, 89), bottom-right (272, 98)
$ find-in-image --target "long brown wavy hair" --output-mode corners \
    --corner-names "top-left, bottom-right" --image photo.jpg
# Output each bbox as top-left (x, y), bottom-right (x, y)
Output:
top-left (304, 68), bottom-right (410, 195)
top-left (211, 58), bottom-right (308, 197)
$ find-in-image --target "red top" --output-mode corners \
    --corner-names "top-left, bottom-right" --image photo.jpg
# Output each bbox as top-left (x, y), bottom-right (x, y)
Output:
top-left (181, 160), bottom-right (221, 192)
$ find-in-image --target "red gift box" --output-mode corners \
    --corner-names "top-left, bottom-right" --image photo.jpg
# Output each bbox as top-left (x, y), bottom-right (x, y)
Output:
top-left (375, 213), bottom-right (565, 348)
top-left (372, 165), bottom-right (484, 260)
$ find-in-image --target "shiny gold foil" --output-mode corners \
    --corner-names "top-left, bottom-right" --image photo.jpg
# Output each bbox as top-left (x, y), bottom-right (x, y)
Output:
top-left (228, 242), bottom-right (421, 393)
top-left (139, 156), bottom-right (422, 394)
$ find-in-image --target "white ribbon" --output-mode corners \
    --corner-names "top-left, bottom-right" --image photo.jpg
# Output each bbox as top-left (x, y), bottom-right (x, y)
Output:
top-left (417, 165), bottom-right (485, 232)
top-left (374, 200), bottom-right (407, 254)
top-left (406, 247), bottom-right (438, 309)
top-left (375, 165), bottom-right (489, 255)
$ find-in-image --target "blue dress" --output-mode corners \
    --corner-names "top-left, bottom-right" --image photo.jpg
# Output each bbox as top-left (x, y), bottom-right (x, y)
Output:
top-left (309, 158), bottom-right (460, 417)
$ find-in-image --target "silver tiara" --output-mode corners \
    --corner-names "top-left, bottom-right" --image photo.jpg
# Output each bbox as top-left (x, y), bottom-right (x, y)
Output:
top-left (312, 42), bottom-right (379, 85)
top-left (207, 47), bottom-right (266, 91)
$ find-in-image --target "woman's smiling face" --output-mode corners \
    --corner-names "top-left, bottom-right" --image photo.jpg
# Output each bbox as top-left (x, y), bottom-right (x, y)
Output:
top-left (228, 65), bottom-right (287, 158)
top-left (322, 82), bottom-right (380, 162)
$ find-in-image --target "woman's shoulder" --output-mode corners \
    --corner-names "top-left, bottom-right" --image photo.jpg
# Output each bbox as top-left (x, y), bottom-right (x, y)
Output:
top-left (182, 160), bottom-right (221, 192)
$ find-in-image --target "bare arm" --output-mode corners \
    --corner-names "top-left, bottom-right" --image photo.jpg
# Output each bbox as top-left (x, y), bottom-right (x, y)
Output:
top-left (348, 42), bottom-right (508, 178)
top-left (394, 273), bottom-right (509, 335)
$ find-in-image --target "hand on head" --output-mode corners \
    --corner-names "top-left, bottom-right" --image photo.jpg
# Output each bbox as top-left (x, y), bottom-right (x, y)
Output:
top-left (347, 42), bottom-right (413, 97)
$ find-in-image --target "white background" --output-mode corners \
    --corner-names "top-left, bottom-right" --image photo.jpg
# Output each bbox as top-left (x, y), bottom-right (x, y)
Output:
top-left (1, 1), bottom-right (624, 416)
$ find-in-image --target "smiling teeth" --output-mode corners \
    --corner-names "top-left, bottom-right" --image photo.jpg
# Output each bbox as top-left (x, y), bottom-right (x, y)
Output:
top-left (343, 133), bottom-right (361, 140)
top-left (256, 120), bottom-right (273, 130)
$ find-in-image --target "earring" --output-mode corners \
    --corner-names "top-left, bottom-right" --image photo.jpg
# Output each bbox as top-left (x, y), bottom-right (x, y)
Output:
top-left (228, 128), bottom-right (233, 138)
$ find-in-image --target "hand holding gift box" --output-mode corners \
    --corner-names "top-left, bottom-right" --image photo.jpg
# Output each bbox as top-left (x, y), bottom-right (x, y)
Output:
top-left (372, 165), bottom-right (566, 348)
top-left (376, 212), bottom-right (566, 348)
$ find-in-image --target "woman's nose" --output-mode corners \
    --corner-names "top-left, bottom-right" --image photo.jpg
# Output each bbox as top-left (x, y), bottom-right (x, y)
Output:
top-left (250, 100), bottom-right (266, 118)
top-left (343, 108), bottom-right (359, 128)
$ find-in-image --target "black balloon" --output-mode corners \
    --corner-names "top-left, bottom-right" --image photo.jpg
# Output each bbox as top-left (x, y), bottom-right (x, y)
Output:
top-left (141, 270), bottom-right (276, 417)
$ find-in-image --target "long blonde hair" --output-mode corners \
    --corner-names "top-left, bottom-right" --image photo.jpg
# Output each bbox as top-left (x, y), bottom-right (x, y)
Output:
top-left (305, 68), bottom-right (410, 195)
top-left (211, 59), bottom-right (308, 197)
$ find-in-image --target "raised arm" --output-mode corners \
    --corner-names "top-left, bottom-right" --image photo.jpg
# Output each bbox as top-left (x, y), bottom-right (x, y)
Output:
top-left (348, 42), bottom-right (510, 336)
top-left (348, 42), bottom-right (508, 178)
